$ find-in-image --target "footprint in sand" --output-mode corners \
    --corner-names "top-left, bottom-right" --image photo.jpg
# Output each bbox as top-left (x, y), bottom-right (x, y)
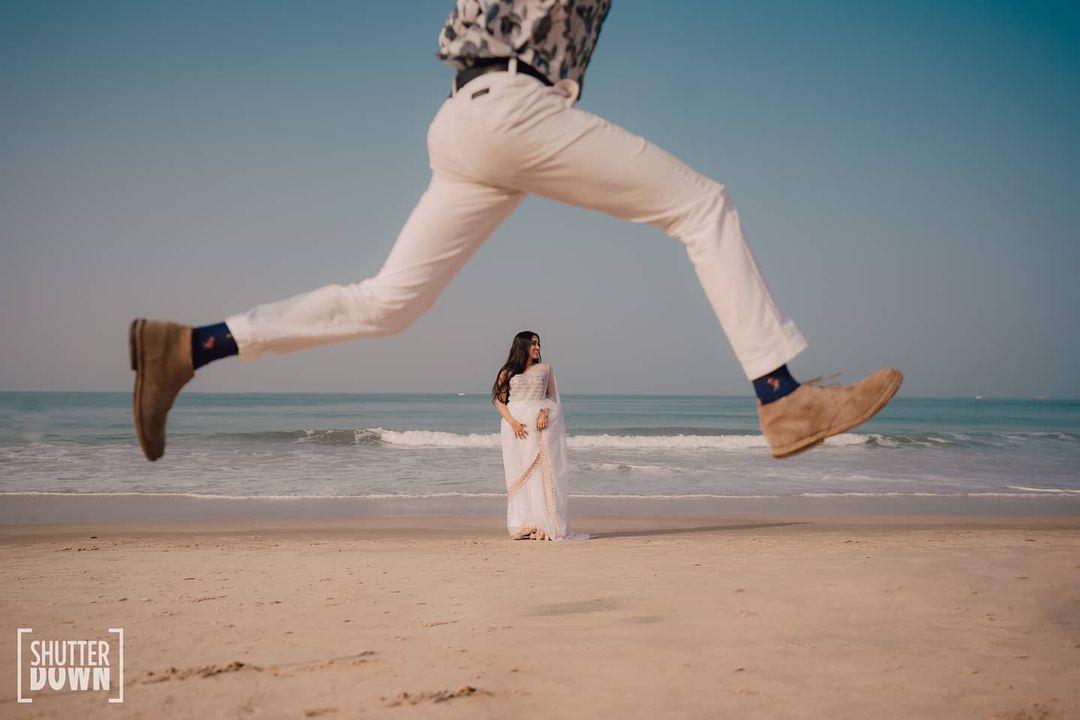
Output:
top-left (529, 598), bottom-right (617, 616)
top-left (994, 702), bottom-right (1063, 720)
top-left (385, 687), bottom-right (492, 706)
top-left (137, 652), bottom-right (376, 684)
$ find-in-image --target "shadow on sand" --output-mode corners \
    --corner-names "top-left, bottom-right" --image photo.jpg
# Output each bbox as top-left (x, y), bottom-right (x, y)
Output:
top-left (590, 521), bottom-right (811, 540)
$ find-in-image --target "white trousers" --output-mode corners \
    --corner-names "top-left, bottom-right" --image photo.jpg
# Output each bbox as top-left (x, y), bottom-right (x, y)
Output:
top-left (226, 63), bottom-right (807, 380)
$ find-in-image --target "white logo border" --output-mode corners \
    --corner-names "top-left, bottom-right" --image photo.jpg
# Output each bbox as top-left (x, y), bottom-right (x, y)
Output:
top-left (16, 627), bottom-right (124, 704)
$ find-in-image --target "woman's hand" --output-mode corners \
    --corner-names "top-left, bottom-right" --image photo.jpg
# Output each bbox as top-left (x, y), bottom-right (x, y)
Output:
top-left (510, 419), bottom-right (528, 439)
top-left (536, 409), bottom-right (549, 431)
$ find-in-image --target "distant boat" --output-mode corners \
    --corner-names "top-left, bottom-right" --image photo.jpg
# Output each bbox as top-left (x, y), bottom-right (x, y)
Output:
top-left (1035, 395), bottom-right (1048, 401)
top-left (975, 395), bottom-right (984, 400)
top-left (457, 392), bottom-right (466, 396)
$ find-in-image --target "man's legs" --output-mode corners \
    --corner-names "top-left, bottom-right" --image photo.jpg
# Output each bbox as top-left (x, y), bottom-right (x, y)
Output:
top-left (131, 170), bottom-right (523, 460)
top-left (224, 172), bottom-right (524, 361)
top-left (507, 99), bottom-right (806, 381)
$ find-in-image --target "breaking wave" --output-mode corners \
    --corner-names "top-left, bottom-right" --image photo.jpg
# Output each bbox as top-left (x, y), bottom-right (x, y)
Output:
top-left (196, 428), bottom-right (1080, 451)
top-left (207, 428), bottom-right (880, 450)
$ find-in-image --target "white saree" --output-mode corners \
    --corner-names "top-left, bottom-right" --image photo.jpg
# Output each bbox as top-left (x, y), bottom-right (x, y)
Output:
top-left (500, 363), bottom-right (586, 541)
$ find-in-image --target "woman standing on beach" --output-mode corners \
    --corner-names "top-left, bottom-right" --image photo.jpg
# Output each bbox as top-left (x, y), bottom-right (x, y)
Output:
top-left (492, 332), bottom-right (584, 541)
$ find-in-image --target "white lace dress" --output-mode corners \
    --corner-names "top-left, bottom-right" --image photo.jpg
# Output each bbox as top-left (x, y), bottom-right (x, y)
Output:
top-left (500, 363), bottom-right (585, 540)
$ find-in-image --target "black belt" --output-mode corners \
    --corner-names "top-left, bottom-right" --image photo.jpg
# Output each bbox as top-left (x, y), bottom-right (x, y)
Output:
top-left (454, 57), bottom-right (553, 93)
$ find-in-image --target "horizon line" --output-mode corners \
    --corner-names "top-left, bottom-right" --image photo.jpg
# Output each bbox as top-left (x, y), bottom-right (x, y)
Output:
top-left (0, 389), bottom-right (1075, 402)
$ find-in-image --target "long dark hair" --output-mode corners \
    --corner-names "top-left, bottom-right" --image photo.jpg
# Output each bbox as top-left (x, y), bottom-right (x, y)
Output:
top-left (492, 331), bottom-right (540, 404)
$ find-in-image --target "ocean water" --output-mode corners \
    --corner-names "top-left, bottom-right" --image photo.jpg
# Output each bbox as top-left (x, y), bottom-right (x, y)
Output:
top-left (1, 392), bottom-right (1078, 500)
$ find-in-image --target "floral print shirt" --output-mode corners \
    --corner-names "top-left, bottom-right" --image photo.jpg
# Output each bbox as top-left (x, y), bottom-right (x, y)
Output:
top-left (437, 0), bottom-right (613, 97)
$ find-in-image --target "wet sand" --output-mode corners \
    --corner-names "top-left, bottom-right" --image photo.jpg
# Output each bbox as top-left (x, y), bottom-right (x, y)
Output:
top-left (1, 497), bottom-right (1079, 718)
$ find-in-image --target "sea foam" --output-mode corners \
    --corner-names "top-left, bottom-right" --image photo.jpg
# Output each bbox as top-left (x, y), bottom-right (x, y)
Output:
top-left (371, 428), bottom-right (873, 450)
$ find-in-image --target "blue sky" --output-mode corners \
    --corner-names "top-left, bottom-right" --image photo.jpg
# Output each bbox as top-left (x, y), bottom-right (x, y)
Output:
top-left (1, 0), bottom-right (1077, 396)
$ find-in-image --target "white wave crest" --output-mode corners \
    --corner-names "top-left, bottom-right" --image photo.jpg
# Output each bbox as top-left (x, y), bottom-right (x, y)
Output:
top-left (1005, 485), bottom-right (1080, 495)
top-left (374, 428), bottom-right (874, 450)
top-left (581, 462), bottom-right (670, 473)
top-left (376, 429), bottom-right (501, 448)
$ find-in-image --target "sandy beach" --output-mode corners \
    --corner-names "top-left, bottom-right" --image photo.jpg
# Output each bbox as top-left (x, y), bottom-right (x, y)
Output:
top-left (2, 496), bottom-right (1078, 719)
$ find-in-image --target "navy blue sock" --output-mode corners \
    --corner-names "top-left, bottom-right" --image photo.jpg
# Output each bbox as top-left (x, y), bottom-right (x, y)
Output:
top-left (752, 364), bottom-right (800, 405)
top-left (191, 322), bottom-right (238, 370)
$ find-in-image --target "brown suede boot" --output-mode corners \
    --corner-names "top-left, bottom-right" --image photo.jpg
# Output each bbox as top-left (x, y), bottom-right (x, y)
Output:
top-left (129, 318), bottom-right (195, 461)
top-left (758, 368), bottom-right (903, 458)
